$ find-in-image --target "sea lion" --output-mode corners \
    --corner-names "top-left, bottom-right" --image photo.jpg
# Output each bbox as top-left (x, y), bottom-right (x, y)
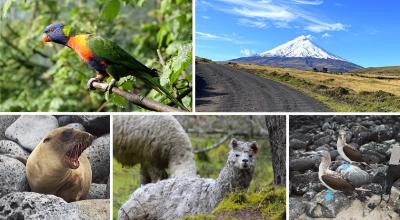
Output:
top-left (26, 127), bottom-right (95, 202)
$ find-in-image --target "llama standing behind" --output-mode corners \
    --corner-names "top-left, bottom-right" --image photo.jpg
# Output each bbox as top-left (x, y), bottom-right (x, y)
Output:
top-left (119, 138), bottom-right (258, 220)
top-left (113, 115), bottom-right (196, 184)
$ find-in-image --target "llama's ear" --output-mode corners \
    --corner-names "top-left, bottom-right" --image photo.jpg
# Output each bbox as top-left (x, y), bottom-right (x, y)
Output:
top-left (230, 138), bottom-right (238, 149)
top-left (250, 142), bottom-right (258, 154)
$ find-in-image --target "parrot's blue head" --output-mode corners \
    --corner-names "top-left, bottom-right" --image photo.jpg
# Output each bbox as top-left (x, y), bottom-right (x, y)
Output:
top-left (43, 23), bottom-right (71, 45)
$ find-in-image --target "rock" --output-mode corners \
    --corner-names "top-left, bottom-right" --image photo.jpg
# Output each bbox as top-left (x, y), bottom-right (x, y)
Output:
top-left (71, 199), bottom-right (109, 220)
top-left (86, 183), bottom-right (108, 199)
top-left (80, 116), bottom-right (110, 137)
top-left (322, 122), bottom-right (331, 130)
top-left (371, 124), bottom-right (394, 142)
top-left (314, 135), bottom-right (332, 146)
top-left (63, 123), bottom-right (86, 131)
top-left (306, 190), bottom-right (350, 218)
top-left (291, 172), bottom-right (322, 195)
top-left (369, 164), bottom-right (387, 184)
top-left (289, 197), bottom-right (307, 220)
top-left (0, 192), bottom-right (80, 219)
top-left (0, 140), bottom-right (29, 157)
top-left (0, 116), bottom-right (19, 140)
top-left (360, 142), bottom-right (390, 163)
top-left (57, 115), bottom-right (84, 127)
top-left (290, 139), bottom-right (307, 150)
top-left (5, 115), bottom-right (59, 151)
top-left (84, 134), bottom-right (110, 183)
top-left (0, 155), bottom-right (28, 197)
top-left (290, 157), bottom-right (318, 172)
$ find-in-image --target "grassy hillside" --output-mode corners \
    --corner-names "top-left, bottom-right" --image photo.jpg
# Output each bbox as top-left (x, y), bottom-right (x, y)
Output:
top-left (113, 130), bottom-right (284, 219)
top-left (226, 63), bottom-right (400, 112)
top-left (351, 66), bottom-right (400, 75)
top-left (196, 56), bottom-right (214, 64)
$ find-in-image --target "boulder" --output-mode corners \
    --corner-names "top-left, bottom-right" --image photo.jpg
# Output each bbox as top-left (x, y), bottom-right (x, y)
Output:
top-left (291, 172), bottom-right (322, 195)
top-left (86, 183), bottom-right (108, 199)
top-left (5, 115), bottom-right (58, 151)
top-left (80, 116), bottom-right (110, 137)
top-left (0, 115), bottom-right (19, 140)
top-left (84, 134), bottom-right (110, 183)
top-left (71, 199), bottom-right (109, 220)
top-left (306, 190), bottom-right (350, 218)
top-left (0, 140), bottom-right (29, 157)
top-left (289, 197), bottom-right (307, 220)
top-left (290, 139), bottom-right (307, 150)
top-left (0, 155), bottom-right (28, 197)
top-left (0, 192), bottom-right (80, 219)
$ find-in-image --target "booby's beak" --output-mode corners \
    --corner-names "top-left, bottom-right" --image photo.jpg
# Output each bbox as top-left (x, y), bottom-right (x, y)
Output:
top-left (42, 33), bottom-right (50, 43)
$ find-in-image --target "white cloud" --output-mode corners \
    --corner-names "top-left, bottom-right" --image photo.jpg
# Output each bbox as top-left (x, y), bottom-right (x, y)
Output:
top-left (237, 18), bottom-right (268, 28)
top-left (292, 0), bottom-right (323, 5)
top-left (200, 0), bottom-right (213, 7)
top-left (207, 0), bottom-right (348, 32)
top-left (196, 31), bottom-right (257, 44)
top-left (305, 22), bottom-right (346, 32)
top-left (322, 33), bottom-right (331, 38)
top-left (240, 48), bottom-right (257, 57)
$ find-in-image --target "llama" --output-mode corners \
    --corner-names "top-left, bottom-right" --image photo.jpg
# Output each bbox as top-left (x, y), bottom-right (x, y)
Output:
top-left (118, 138), bottom-right (258, 220)
top-left (113, 115), bottom-right (196, 184)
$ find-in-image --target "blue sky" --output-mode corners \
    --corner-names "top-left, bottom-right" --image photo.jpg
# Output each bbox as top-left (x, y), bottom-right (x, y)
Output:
top-left (196, 0), bottom-right (400, 67)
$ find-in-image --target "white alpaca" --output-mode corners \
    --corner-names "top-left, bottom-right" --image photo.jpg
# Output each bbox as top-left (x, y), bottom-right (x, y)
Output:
top-left (118, 138), bottom-right (258, 220)
top-left (113, 115), bottom-right (196, 184)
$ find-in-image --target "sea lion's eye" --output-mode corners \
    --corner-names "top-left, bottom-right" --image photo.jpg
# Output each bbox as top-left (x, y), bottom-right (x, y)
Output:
top-left (61, 129), bottom-right (73, 142)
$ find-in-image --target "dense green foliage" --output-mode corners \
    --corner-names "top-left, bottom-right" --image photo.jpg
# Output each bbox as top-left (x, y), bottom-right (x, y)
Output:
top-left (0, 0), bottom-right (192, 111)
top-left (113, 116), bottom-right (284, 219)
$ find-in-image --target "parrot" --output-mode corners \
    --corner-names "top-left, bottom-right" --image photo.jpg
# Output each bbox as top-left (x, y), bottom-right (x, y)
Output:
top-left (42, 22), bottom-right (189, 111)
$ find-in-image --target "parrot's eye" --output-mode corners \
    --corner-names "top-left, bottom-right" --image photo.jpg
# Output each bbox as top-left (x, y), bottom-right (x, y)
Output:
top-left (50, 28), bottom-right (55, 32)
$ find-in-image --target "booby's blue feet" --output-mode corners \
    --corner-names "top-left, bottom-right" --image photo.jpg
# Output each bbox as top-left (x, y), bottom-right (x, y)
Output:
top-left (324, 190), bottom-right (334, 202)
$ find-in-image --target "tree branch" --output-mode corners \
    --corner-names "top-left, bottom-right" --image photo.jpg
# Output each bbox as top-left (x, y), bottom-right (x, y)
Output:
top-left (194, 133), bottom-right (233, 153)
top-left (91, 81), bottom-right (185, 112)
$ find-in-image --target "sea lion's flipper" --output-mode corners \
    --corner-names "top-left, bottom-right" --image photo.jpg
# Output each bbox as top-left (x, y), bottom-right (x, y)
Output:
top-left (15, 156), bottom-right (27, 165)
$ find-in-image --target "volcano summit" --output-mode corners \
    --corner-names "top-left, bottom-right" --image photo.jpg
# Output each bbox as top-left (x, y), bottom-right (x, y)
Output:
top-left (232, 35), bottom-right (362, 72)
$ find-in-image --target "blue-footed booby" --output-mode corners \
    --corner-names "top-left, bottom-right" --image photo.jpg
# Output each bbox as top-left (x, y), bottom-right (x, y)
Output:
top-left (337, 130), bottom-right (366, 163)
top-left (316, 150), bottom-right (355, 192)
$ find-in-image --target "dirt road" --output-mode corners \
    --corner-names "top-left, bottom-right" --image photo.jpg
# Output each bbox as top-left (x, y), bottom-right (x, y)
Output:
top-left (195, 63), bottom-right (330, 112)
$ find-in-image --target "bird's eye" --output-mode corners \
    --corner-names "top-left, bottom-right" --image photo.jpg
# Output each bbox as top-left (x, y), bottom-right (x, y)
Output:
top-left (235, 154), bottom-right (240, 157)
top-left (50, 28), bottom-right (55, 32)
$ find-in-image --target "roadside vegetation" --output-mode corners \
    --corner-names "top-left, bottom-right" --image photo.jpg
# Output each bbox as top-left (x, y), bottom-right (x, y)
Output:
top-left (226, 62), bottom-right (400, 112)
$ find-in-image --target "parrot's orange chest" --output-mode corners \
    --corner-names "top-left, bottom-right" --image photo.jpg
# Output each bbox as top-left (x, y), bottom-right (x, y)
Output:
top-left (66, 35), bottom-right (94, 62)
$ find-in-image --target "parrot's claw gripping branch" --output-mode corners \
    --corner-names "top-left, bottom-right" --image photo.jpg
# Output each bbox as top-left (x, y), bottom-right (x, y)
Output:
top-left (87, 78), bottom-right (99, 90)
top-left (89, 81), bottom-right (186, 112)
top-left (106, 79), bottom-right (117, 94)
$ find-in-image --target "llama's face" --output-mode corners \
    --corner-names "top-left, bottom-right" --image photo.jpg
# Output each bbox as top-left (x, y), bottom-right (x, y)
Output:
top-left (228, 138), bottom-right (258, 170)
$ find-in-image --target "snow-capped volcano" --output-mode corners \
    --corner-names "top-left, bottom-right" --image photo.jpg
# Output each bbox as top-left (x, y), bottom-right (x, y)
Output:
top-left (230, 35), bottom-right (362, 72)
top-left (260, 35), bottom-right (345, 61)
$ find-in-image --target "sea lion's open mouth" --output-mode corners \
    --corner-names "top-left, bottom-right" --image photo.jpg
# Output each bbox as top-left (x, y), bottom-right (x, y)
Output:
top-left (65, 135), bottom-right (94, 169)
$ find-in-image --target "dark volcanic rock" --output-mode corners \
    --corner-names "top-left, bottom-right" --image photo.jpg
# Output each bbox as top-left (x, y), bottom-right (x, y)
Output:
top-left (290, 156), bottom-right (318, 172)
top-left (290, 138), bottom-right (308, 150)
top-left (0, 155), bottom-right (29, 197)
top-left (289, 197), bottom-right (307, 220)
top-left (306, 190), bottom-right (351, 218)
top-left (0, 192), bottom-right (80, 219)
top-left (291, 172), bottom-right (322, 195)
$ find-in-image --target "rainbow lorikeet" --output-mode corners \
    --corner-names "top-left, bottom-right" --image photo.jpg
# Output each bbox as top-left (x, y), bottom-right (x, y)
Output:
top-left (42, 23), bottom-right (188, 111)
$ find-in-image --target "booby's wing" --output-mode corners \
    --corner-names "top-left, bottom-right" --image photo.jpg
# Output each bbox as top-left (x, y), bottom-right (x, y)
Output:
top-left (343, 144), bottom-right (364, 162)
top-left (321, 174), bottom-right (355, 192)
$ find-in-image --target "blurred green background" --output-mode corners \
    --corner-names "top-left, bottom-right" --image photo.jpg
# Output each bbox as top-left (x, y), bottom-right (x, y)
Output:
top-left (113, 116), bottom-right (286, 220)
top-left (0, 0), bottom-right (192, 111)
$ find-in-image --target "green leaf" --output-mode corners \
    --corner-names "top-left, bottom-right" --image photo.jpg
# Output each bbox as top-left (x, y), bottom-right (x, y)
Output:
top-left (2, 0), bottom-right (15, 18)
top-left (101, 0), bottom-right (121, 22)
top-left (111, 93), bottom-right (126, 107)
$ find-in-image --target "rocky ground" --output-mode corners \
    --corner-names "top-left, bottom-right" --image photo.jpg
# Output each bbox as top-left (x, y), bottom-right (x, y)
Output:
top-left (0, 115), bottom-right (110, 219)
top-left (289, 115), bottom-right (400, 220)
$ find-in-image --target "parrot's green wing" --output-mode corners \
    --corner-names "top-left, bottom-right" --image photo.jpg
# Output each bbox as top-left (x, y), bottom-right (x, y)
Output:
top-left (87, 35), bottom-right (157, 77)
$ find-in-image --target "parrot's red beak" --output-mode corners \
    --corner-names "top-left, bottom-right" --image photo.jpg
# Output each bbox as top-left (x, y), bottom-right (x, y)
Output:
top-left (42, 33), bottom-right (50, 43)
